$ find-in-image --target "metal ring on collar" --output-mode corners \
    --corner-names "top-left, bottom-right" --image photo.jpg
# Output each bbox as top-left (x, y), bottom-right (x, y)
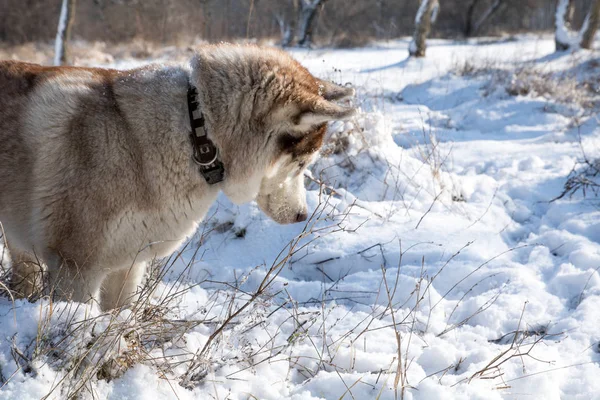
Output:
top-left (193, 148), bottom-right (219, 166)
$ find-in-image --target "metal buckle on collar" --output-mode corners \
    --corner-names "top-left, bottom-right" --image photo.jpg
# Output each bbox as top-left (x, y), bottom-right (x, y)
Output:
top-left (201, 164), bottom-right (226, 185)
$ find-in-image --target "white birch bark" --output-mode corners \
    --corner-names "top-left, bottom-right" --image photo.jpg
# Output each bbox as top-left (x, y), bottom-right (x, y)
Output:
top-left (555, 0), bottom-right (575, 51)
top-left (555, 0), bottom-right (600, 51)
top-left (54, 0), bottom-right (76, 66)
top-left (409, 0), bottom-right (439, 58)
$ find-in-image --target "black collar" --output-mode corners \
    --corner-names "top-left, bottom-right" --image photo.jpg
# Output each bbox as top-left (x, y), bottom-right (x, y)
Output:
top-left (187, 84), bottom-right (225, 185)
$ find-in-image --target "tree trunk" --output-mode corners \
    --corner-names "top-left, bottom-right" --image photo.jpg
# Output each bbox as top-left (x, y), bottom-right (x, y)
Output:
top-left (471, 0), bottom-right (503, 36)
top-left (555, 0), bottom-right (575, 51)
top-left (465, 0), bottom-right (480, 37)
top-left (54, 0), bottom-right (76, 66)
top-left (296, 0), bottom-right (326, 47)
top-left (275, 13), bottom-right (294, 46)
top-left (580, 0), bottom-right (600, 49)
top-left (409, 0), bottom-right (439, 58)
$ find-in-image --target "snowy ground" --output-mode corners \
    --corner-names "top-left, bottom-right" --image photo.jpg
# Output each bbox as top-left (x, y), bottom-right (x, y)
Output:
top-left (2, 35), bottom-right (600, 399)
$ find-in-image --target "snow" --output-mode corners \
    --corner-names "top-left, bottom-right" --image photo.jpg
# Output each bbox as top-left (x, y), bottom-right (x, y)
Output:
top-left (2, 35), bottom-right (600, 399)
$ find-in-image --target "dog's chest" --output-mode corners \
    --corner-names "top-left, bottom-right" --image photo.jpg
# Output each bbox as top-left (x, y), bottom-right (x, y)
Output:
top-left (102, 189), bottom-right (218, 265)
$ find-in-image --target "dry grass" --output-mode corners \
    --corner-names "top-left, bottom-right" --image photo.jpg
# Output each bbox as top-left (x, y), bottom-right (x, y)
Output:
top-left (454, 61), bottom-right (600, 111)
top-left (553, 129), bottom-right (600, 202)
top-left (556, 157), bottom-right (600, 200)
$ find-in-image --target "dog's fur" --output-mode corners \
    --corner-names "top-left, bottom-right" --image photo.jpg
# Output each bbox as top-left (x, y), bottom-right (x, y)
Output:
top-left (0, 45), bottom-right (355, 310)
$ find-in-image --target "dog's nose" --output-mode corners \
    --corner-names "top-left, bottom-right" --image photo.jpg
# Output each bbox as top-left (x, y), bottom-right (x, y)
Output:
top-left (295, 212), bottom-right (308, 223)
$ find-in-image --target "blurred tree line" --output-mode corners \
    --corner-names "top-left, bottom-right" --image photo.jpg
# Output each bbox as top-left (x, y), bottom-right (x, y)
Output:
top-left (0, 0), bottom-right (596, 47)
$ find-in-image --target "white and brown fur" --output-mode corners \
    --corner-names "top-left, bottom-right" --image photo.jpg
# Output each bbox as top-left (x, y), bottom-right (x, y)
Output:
top-left (0, 45), bottom-right (355, 310)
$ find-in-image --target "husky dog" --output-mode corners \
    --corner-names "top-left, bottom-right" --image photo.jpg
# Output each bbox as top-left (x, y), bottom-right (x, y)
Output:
top-left (0, 45), bottom-right (355, 310)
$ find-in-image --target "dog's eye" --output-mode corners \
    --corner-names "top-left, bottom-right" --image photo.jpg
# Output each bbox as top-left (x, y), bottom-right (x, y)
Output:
top-left (298, 161), bottom-right (306, 169)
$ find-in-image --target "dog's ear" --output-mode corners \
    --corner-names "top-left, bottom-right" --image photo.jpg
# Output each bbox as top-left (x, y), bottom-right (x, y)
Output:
top-left (296, 99), bottom-right (356, 129)
top-left (317, 79), bottom-right (356, 102)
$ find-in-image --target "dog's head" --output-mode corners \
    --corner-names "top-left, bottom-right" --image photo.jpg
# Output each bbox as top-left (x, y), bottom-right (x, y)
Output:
top-left (191, 45), bottom-right (355, 224)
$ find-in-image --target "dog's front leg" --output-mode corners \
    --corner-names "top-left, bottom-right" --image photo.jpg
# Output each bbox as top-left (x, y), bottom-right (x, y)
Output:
top-left (46, 258), bottom-right (105, 306)
top-left (7, 243), bottom-right (45, 299)
top-left (100, 262), bottom-right (146, 311)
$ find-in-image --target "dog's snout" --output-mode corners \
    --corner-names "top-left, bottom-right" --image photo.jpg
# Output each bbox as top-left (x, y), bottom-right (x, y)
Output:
top-left (295, 212), bottom-right (308, 223)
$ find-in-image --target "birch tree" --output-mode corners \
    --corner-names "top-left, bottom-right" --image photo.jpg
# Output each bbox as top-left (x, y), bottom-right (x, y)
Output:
top-left (275, 13), bottom-right (294, 46)
top-left (580, 0), bottom-right (600, 49)
top-left (409, 0), bottom-right (439, 57)
top-left (54, 0), bottom-right (77, 66)
top-left (274, 0), bottom-right (298, 47)
top-left (555, 0), bottom-right (600, 51)
top-left (555, 0), bottom-right (576, 50)
top-left (296, 0), bottom-right (328, 47)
